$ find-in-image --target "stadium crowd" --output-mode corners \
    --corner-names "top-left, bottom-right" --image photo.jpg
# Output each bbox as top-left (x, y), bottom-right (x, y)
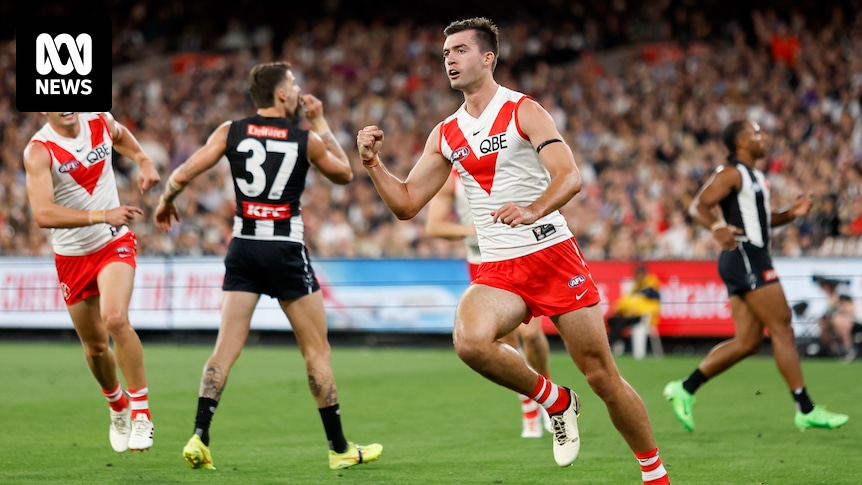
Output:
top-left (1, 1), bottom-right (861, 260)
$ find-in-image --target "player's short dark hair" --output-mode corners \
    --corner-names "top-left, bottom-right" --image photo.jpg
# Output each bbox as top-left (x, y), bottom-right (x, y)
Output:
top-left (444, 17), bottom-right (499, 69)
top-left (248, 61), bottom-right (291, 109)
top-left (722, 120), bottom-right (749, 157)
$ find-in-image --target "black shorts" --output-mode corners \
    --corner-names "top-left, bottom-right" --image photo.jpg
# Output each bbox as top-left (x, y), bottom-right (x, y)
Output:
top-left (718, 241), bottom-right (780, 296)
top-left (222, 238), bottom-right (320, 300)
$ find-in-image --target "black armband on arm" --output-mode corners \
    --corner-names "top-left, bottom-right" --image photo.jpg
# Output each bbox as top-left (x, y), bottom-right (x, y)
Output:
top-left (536, 138), bottom-right (563, 153)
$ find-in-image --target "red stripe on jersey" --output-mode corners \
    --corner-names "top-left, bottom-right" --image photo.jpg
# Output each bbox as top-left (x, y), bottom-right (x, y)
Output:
top-left (489, 100), bottom-right (516, 136)
top-left (89, 117), bottom-right (105, 147)
top-left (514, 96), bottom-right (531, 140)
top-left (44, 141), bottom-right (105, 195)
top-left (441, 101), bottom-right (516, 196)
top-left (442, 119), bottom-right (494, 195)
top-left (96, 113), bottom-right (113, 141)
top-left (437, 124), bottom-right (444, 158)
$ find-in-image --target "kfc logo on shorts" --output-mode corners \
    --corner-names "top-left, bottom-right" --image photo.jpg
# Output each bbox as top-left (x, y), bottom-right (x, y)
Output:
top-left (60, 282), bottom-right (71, 301)
top-left (762, 269), bottom-right (778, 282)
top-left (451, 146), bottom-right (470, 163)
top-left (58, 160), bottom-right (80, 173)
top-left (568, 275), bottom-right (586, 288)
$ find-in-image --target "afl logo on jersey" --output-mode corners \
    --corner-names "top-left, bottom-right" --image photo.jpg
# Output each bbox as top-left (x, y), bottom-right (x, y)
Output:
top-left (58, 160), bottom-right (80, 173)
top-left (452, 146), bottom-right (470, 163)
top-left (568, 275), bottom-right (586, 288)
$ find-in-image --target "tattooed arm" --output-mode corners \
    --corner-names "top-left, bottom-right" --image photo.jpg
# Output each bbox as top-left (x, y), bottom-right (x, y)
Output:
top-left (153, 122), bottom-right (230, 232)
top-left (301, 94), bottom-right (353, 185)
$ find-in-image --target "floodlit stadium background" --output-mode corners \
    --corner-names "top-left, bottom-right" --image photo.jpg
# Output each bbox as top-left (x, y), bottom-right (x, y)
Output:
top-left (1, 1), bottom-right (861, 351)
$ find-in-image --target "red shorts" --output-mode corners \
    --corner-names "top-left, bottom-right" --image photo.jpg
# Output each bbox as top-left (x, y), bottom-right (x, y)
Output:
top-left (55, 232), bottom-right (138, 306)
top-left (468, 262), bottom-right (480, 282)
top-left (472, 237), bottom-right (601, 319)
top-left (468, 261), bottom-right (551, 326)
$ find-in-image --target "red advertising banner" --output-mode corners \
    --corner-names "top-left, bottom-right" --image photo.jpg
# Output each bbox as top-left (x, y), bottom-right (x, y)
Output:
top-left (7, 257), bottom-right (845, 336)
top-left (541, 260), bottom-right (735, 337)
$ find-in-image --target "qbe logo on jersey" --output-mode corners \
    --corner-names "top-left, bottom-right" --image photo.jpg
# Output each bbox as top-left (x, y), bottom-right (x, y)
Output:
top-left (15, 17), bottom-right (111, 112)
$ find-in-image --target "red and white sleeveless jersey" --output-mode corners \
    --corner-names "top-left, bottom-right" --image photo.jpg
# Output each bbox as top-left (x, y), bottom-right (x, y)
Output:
top-left (438, 86), bottom-right (571, 262)
top-left (450, 168), bottom-right (482, 265)
top-left (29, 113), bottom-right (126, 256)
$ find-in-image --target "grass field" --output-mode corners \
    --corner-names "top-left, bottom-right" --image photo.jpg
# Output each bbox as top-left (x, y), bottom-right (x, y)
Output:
top-left (0, 341), bottom-right (857, 484)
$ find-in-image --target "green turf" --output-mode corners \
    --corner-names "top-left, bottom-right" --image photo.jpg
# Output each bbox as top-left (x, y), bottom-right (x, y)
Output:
top-left (0, 342), bottom-right (857, 484)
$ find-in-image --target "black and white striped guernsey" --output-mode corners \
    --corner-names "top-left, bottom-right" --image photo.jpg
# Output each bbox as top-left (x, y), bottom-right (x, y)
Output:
top-left (225, 115), bottom-right (310, 244)
top-left (718, 159), bottom-right (771, 248)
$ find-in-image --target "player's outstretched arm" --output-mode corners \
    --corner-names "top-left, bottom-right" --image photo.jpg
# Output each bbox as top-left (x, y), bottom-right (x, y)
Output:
top-left (357, 123), bottom-right (451, 220)
top-left (154, 121), bottom-right (230, 232)
top-left (771, 193), bottom-right (812, 227)
top-left (103, 112), bottom-right (160, 194)
top-left (24, 142), bottom-right (142, 228)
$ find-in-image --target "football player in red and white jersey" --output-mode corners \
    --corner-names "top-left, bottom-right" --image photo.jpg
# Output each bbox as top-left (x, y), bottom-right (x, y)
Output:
top-left (358, 18), bottom-right (669, 483)
top-left (24, 111), bottom-right (160, 453)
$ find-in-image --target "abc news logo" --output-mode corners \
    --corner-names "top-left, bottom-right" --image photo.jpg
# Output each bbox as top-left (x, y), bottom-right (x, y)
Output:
top-left (16, 17), bottom-right (111, 112)
top-left (36, 33), bottom-right (94, 95)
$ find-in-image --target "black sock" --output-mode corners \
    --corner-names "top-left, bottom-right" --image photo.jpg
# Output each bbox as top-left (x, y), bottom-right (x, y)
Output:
top-left (194, 397), bottom-right (219, 446)
top-left (792, 388), bottom-right (814, 414)
top-left (319, 404), bottom-right (348, 453)
top-left (682, 368), bottom-right (708, 395)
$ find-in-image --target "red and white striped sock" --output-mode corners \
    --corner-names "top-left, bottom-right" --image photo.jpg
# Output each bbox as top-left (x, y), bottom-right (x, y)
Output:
top-left (128, 386), bottom-right (150, 420)
top-left (519, 394), bottom-right (540, 419)
top-left (528, 374), bottom-right (570, 415)
top-left (102, 383), bottom-right (129, 412)
top-left (635, 447), bottom-right (669, 484)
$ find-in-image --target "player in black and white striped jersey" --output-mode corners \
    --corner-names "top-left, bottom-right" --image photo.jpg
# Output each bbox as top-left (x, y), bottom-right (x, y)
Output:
top-left (664, 119), bottom-right (849, 432)
top-left (155, 61), bottom-right (382, 471)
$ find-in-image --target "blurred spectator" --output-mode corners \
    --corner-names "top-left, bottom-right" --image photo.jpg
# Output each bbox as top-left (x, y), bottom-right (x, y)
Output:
top-left (815, 277), bottom-right (859, 362)
top-left (810, 193), bottom-right (842, 241)
top-left (607, 265), bottom-right (662, 355)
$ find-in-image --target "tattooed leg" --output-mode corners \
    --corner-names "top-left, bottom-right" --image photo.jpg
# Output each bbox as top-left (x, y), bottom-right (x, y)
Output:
top-left (201, 362), bottom-right (227, 400)
top-left (307, 367), bottom-right (339, 407)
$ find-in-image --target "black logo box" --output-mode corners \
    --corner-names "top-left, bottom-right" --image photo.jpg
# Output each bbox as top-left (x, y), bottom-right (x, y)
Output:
top-left (16, 16), bottom-right (111, 112)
